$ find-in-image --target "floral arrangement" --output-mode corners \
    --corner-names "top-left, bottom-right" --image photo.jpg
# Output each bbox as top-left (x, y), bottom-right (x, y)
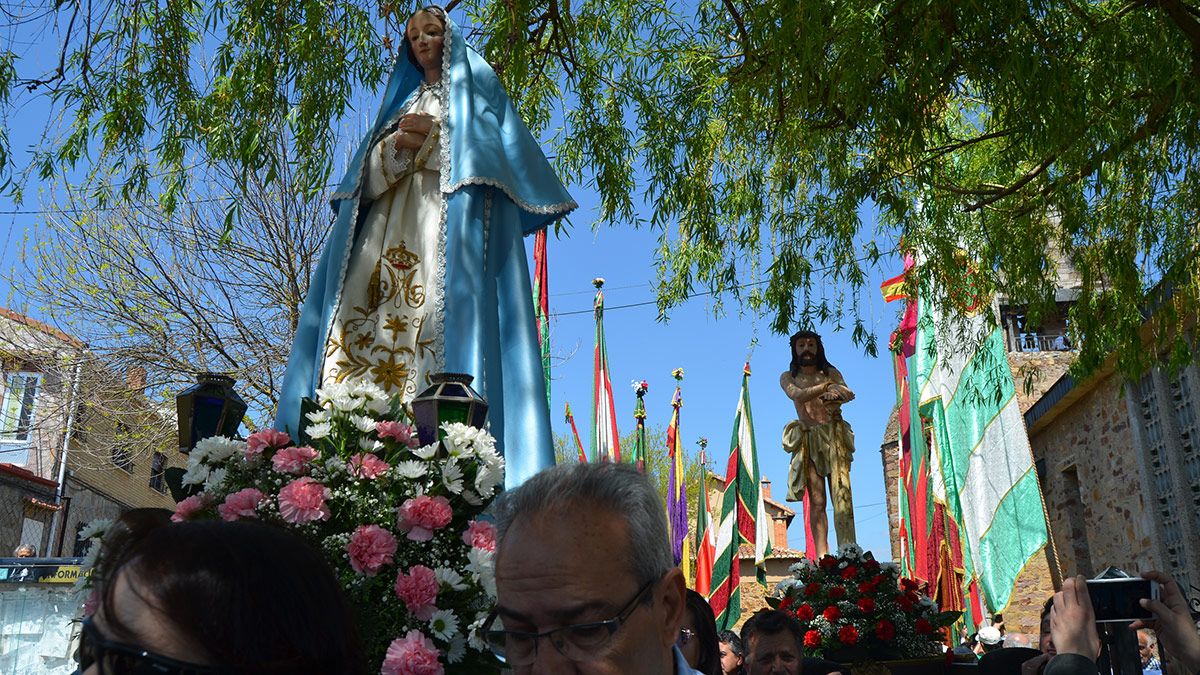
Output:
top-left (169, 379), bottom-right (504, 674)
top-left (772, 544), bottom-right (959, 662)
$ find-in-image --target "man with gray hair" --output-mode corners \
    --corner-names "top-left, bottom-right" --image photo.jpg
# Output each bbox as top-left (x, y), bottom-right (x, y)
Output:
top-left (484, 462), bottom-right (700, 674)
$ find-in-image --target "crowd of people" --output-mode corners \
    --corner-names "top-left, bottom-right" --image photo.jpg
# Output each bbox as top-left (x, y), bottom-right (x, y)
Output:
top-left (74, 461), bottom-right (1199, 674)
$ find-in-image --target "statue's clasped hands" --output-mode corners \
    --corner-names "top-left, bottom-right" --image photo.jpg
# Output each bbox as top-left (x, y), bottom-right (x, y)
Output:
top-left (399, 113), bottom-right (435, 135)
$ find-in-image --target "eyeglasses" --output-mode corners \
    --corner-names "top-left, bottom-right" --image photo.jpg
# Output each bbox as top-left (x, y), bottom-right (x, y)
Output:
top-left (76, 617), bottom-right (226, 675)
top-left (483, 576), bottom-right (660, 665)
top-left (677, 628), bottom-right (696, 646)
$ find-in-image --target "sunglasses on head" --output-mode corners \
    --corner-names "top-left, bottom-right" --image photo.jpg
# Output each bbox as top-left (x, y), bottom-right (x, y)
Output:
top-left (76, 617), bottom-right (226, 675)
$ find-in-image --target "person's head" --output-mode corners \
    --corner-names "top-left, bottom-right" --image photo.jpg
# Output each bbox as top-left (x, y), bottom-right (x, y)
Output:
top-left (681, 589), bottom-right (721, 675)
top-left (740, 609), bottom-right (804, 675)
top-left (788, 330), bottom-right (831, 375)
top-left (1137, 629), bottom-right (1157, 666)
top-left (1037, 596), bottom-right (1055, 655)
top-left (13, 543), bottom-right (35, 557)
top-left (405, 6), bottom-right (446, 76)
top-left (490, 462), bottom-right (685, 674)
top-left (977, 625), bottom-right (1003, 653)
top-left (83, 516), bottom-right (363, 675)
top-left (718, 630), bottom-right (745, 675)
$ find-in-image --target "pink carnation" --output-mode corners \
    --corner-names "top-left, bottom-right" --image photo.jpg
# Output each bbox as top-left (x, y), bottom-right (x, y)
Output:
top-left (382, 629), bottom-right (443, 675)
top-left (277, 477), bottom-right (330, 524)
top-left (376, 420), bottom-right (420, 448)
top-left (349, 452), bottom-right (390, 479)
top-left (218, 487), bottom-right (265, 522)
top-left (347, 524), bottom-right (397, 576)
top-left (462, 519), bottom-right (497, 552)
top-left (396, 495), bottom-right (453, 542)
top-left (271, 445), bottom-right (319, 474)
top-left (246, 429), bottom-right (291, 457)
top-left (171, 493), bottom-right (209, 522)
top-left (394, 565), bottom-right (439, 620)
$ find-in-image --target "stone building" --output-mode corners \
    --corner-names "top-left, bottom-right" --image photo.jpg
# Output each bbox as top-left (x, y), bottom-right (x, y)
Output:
top-left (1024, 354), bottom-right (1200, 599)
top-left (0, 308), bottom-right (179, 557)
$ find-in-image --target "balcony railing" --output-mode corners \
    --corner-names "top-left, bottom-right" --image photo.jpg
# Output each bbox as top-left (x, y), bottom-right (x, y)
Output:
top-left (1012, 333), bottom-right (1073, 353)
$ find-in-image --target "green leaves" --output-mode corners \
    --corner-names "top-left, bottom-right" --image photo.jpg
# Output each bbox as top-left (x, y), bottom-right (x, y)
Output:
top-left (5, 0), bottom-right (1200, 377)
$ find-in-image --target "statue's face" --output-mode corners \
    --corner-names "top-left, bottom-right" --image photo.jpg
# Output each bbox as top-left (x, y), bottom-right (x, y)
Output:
top-left (792, 335), bottom-right (821, 366)
top-left (406, 11), bottom-right (445, 73)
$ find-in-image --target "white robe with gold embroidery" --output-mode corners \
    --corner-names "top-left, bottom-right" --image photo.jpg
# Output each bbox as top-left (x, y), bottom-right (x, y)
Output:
top-left (321, 86), bottom-right (443, 402)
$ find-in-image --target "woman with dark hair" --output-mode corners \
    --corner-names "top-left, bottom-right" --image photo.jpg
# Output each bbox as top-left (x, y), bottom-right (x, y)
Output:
top-left (680, 589), bottom-right (722, 675)
top-left (78, 515), bottom-right (364, 674)
top-left (718, 630), bottom-right (746, 675)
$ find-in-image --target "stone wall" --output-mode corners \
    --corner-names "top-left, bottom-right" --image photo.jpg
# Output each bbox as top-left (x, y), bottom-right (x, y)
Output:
top-left (1006, 351), bottom-right (1075, 414)
top-left (1028, 373), bottom-right (1158, 579)
top-left (880, 409), bottom-right (901, 563)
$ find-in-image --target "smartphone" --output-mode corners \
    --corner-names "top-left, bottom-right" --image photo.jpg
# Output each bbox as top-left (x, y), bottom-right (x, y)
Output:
top-left (1085, 577), bottom-right (1160, 623)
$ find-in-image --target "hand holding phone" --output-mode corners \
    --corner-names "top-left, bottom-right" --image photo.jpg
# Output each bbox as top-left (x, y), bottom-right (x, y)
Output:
top-left (1129, 571), bottom-right (1200, 675)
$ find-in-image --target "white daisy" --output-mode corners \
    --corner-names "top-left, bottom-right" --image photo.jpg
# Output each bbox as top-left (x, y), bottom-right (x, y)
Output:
top-left (305, 409), bottom-right (331, 424)
top-left (428, 609), bottom-right (459, 641)
top-left (351, 415), bottom-right (377, 433)
top-left (411, 443), bottom-right (438, 460)
top-left (442, 461), bottom-right (464, 494)
top-left (306, 422), bottom-right (332, 440)
top-left (394, 460), bottom-right (427, 479)
top-left (435, 567), bottom-right (468, 591)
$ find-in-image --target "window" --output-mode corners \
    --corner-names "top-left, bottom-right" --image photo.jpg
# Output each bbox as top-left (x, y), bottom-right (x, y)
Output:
top-left (0, 372), bottom-right (41, 442)
top-left (111, 422), bottom-right (134, 472)
top-left (112, 445), bottom-right (134, 472)
top-left (149, 452), bottom-right (167, 493)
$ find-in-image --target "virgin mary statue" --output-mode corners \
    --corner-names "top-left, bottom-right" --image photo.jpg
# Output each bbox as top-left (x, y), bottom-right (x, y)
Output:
top-left (276, 6), bottom-right (575, 488)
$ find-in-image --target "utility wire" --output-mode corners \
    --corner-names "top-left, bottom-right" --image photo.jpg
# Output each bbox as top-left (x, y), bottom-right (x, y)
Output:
top-left (547, 250), bottom-right (895, 319)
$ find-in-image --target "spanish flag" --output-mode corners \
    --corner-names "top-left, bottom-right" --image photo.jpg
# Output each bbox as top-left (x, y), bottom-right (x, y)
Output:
top-left (881, 271), bottom-right (908, 303)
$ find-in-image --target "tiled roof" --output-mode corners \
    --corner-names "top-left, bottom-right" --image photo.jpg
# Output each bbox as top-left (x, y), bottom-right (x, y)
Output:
top-left (0, 307), bottom-right (85, 349)
top-left (737, 543), bottom-right (806, 561)
top-left (0, 462), bottom-right (58, 489)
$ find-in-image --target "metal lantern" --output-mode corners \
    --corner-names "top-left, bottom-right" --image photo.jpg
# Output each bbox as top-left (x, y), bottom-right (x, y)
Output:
top-left (176, 373), bottom-right (247, 452)
top-left (411, 373), bottom-right (488, 446)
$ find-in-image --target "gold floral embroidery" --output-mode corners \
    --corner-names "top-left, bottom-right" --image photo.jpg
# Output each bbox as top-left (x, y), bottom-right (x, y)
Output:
top-left (325, 240), bottom-right (436, 399)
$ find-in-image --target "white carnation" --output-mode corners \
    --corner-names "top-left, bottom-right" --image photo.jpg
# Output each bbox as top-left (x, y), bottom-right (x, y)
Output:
top-left (181, 460), bottom-right (210, 486)
top-left (467, 547), bottom-right (496, 597)
top-left (364, 397), bottom-right (390, 415)
top-left (204, 467), bottom-right (229, 492)
top-left (193, 436), bottom-right (243, 463)
top-left (474, 455), bottom-right (504, 497)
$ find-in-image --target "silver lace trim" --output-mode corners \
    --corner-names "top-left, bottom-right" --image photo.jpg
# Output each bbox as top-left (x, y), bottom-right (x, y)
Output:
top-left (444, 175), bottom-right (577, 219)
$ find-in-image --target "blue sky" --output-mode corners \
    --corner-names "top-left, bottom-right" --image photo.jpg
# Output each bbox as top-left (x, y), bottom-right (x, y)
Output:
top-left (0, 12), bottom-right (907, 561)
top-left (526, 195), bottom-right (903, 560)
